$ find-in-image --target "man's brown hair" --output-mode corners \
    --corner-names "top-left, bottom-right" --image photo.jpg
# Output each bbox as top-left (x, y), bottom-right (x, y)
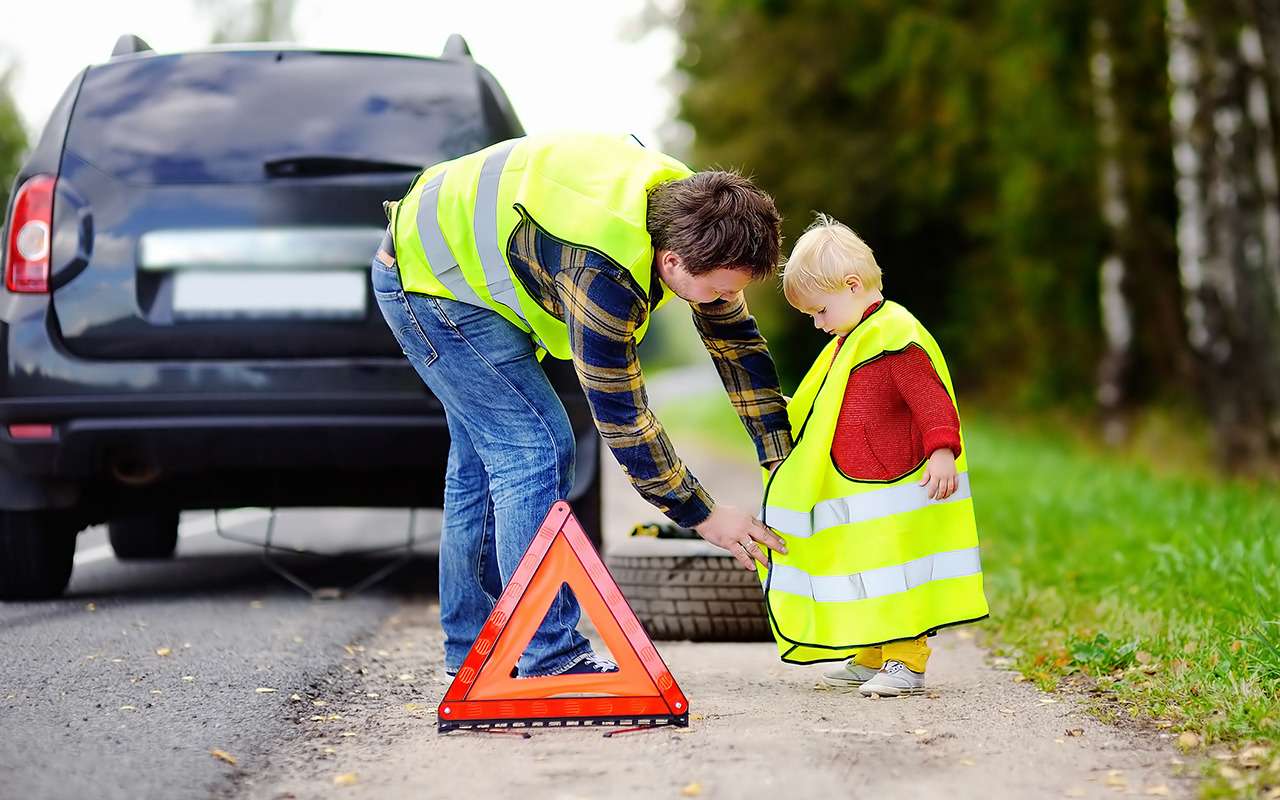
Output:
top-left (647, 171), bottom-right (782, 280)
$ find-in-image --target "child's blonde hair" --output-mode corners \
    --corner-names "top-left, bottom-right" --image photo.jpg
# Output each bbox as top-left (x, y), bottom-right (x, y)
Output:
top-left (781, 213), bottom-right (882, 307)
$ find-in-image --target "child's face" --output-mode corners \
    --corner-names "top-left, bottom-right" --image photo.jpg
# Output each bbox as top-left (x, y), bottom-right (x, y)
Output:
top-left (792, 277), bottom-right (873, 336)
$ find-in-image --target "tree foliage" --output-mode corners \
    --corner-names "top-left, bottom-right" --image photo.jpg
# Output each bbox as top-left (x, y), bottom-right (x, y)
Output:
top-left (668, 0), bottom-right (1182, 406)
top-left (0, 67), bottom-right (29, 214)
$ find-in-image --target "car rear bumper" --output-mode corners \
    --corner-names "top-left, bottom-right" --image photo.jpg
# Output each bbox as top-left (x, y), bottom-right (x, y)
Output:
top-left (0, 410), bottom-right (601, 517)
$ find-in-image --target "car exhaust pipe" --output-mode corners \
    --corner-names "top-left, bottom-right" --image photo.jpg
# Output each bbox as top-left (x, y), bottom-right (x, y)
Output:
top-left (110, 454), bottom-right (162, 486)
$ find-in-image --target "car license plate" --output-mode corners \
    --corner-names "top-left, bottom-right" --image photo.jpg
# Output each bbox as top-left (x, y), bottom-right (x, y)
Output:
top-left (171, 270), bottom-right (366, 319)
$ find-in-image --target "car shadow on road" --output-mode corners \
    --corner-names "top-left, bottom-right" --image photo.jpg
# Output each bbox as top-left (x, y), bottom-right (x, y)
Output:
top-left (0, 553), bottom-right (443, 631)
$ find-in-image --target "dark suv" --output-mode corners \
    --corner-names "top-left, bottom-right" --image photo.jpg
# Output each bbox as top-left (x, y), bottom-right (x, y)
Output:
top-left (0, 35), bottom-right (603, 599)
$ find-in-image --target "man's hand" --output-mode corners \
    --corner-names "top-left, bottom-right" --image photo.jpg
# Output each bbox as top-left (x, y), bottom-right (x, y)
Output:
top-left (695, 503), bottom-right (788, 571)
top-left (919, 448), bottom-right (959, 500)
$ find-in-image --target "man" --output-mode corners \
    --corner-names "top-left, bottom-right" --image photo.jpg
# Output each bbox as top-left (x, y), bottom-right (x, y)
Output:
top-left (371, 132), bottom-right (792, 678)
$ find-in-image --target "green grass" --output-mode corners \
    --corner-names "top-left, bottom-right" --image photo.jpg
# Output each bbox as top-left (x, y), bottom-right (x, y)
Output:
top-left (656, 391), bottom-right (1280, 797)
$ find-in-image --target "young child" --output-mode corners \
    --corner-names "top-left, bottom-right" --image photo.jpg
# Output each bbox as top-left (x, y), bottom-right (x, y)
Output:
top-left (761, 214), bottom-right (989, 697)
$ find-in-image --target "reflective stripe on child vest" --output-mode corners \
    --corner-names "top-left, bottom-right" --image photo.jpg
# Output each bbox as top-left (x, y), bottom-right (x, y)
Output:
top-left (758, 301), bottom-right (989, 664)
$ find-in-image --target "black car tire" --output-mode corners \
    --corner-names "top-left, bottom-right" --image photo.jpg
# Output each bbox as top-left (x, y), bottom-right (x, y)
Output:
top-left (0, 510), bottom-right (78, 600)
top-left (605, 554), bottom-right (773, 642)
top-left (108, 511), bottom-right (180, 560)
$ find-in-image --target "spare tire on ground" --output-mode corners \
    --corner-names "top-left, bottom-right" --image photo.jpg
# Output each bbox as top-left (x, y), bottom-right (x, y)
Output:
top-left (606, 549), bottom-right (773, 642)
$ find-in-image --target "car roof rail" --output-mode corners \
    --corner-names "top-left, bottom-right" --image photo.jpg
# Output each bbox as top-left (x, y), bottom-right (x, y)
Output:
top-left (441, 34), bottom-right (472, 60)
top-left (111, 34), bottom-right (154, 58)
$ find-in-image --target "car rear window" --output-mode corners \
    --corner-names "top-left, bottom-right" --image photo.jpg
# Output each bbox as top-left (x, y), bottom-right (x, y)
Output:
top-left (65, 50), bottom-right (492, 184)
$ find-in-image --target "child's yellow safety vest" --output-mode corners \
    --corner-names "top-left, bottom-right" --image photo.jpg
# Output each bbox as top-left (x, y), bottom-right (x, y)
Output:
top-left (388, 133), bottom-right (691, 360)
top-left (760, 301), bottom-right (989, 664)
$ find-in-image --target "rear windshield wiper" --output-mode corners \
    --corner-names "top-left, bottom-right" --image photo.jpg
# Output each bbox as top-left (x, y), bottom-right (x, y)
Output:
top-left (263, 155), bottom-right (422, 178)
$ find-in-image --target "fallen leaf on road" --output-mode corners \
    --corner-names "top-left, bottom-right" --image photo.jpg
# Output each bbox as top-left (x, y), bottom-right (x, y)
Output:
top-left (690, 713), bottom-right (704, 721)
top-left (312, 700), bottom-right (327, 707)
top-left (340, 731), bottom-right (357, 738)
top-left (333, 773), bottom-right (358, 787)
top-left (998, 707), bottom-right (1016, 715)
top-left (1177, 731), bottom-right (1200, 751)
top-left (1105, 770), bottom-right (1127, 787)
top-left (182, 676), bottom-right (195, 682)
top-left (210, 749), bottom-right (237, 765)
top-left (1054, 739), bottom-right (1065, 744)
top-left (1039, 697), bottom-right (1057, 704)
top-left (926, 692), bottom-right (941, 699)
top-left (959, 759), bottom-right (976, 767)
top-left (85, 603), bottom-right (96, 612)
top-left (1145, 786), bottom-right (1170, 796)
top-left (681, 783), bottom-right (702, 797)
top-left (310, 715), bottom-right (327, 721)
top-left (911, 729), bottom-right (928, 735)
top-left (398, 673), bottom-right (415, 682)
top-left (289, 694), bottom-right (303, 702)
top-left (155, 647), bottom-right (172, 657)
top-left (119, 705), bottom-right (137, 711)
top-left (1238, 745), bottom-right (1269, 767)
top-left (366, 693), bottom-right (380, 699)
top-left (1013, 674), bottom-right (1029, 683)
top-left (255, 687), bottom-right (277, 694)
top-left (404, 703), bottom-right (423, 713)
top-left (322, 747), bottom-right (336, 755)
top-left (151, 690), bottom-right (162, 695)
top-left (1066, 728), bottom-right (1084, 737)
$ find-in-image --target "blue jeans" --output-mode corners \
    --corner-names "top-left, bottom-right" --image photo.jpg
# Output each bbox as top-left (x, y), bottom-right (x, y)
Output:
top-left (371, 257), bottom-right (592, 676)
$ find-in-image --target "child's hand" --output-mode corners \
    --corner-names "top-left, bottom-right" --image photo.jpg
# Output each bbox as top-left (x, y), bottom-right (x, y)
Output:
top-left (919, 448), bottom-right (958, 500)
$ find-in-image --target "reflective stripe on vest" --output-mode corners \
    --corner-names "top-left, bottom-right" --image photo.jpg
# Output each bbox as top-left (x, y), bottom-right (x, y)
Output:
top-left (414, 140), bottom-right (527, 325)
top-left (765, 472), bottom-right (972, 539)
top-left (473, 140), bottom-right (524, 318)
top-left (415, 172), bottom-right (486, 309)
top-left (769, 546), bottom-right (982, 603)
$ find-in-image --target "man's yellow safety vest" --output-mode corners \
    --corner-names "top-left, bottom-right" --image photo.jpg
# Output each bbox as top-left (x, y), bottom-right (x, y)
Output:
top-left (387, 133), bottom-right (692, 360)
top-left (759, 301), bottom-right (989, 664)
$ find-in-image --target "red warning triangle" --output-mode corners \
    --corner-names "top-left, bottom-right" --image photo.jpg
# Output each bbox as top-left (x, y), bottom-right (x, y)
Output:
top-left (438, 500), bottom-right (689, 732)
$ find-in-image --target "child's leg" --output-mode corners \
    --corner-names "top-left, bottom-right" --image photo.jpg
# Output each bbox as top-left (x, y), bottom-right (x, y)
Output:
top-left (881, 635), bottom-right (931, 673)
top-left (852, 646), bottom-right (884, 669)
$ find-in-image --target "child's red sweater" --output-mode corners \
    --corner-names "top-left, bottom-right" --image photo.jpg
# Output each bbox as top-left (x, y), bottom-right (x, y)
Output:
top-left (831, 301), bottom-right (962, 479)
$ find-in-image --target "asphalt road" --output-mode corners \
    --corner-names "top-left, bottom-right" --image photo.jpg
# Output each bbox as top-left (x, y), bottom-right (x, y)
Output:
top-left (0, 508), bottom-right (443, 800)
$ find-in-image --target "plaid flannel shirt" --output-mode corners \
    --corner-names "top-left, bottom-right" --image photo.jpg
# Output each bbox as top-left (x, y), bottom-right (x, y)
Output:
top-left (506, 219), bottom-right (792, 528)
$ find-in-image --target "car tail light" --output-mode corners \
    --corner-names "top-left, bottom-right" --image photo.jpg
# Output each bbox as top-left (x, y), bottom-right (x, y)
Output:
top-left (5, 175), bottom-right (56, 293)
top-left (8, 423), bottom-right (55, 440)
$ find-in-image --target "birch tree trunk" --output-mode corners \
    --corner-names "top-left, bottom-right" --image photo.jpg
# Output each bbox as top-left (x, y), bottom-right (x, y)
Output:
top-left (1091, 16), bottom-right (1136, 443)
top-left (1166, 0), bottom-right (1280, 468)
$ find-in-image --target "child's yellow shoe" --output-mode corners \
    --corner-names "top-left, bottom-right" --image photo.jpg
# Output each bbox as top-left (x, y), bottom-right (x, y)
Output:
top-left (821, 660), bottom-right (880, 687)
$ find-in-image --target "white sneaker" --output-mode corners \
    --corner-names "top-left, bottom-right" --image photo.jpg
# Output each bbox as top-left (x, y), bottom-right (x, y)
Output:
top-left (822, 660), bottom-right (881, 687)
top-left (858, 660), bottom-right (926, 697)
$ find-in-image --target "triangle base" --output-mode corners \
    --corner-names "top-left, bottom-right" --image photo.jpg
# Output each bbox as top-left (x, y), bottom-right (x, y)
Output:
top-left (439, 707), bottom-right (688, 733)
